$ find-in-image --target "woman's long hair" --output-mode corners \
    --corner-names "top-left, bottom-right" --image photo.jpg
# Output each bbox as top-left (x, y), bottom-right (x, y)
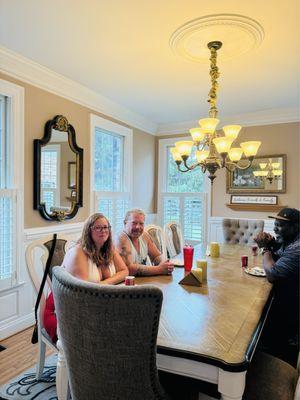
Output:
top-left (79, 213), bottom-right (113, 266)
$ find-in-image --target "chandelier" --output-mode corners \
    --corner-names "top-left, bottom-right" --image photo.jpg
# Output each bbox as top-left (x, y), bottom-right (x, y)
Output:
top-left (253, 158), bottom-right (283, 183)
top-left (170, 41), bottom-right (262, 183)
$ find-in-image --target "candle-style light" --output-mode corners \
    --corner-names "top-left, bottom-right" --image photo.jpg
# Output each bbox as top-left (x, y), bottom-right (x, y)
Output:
top-left (170, 41), bottom-right (262, 183)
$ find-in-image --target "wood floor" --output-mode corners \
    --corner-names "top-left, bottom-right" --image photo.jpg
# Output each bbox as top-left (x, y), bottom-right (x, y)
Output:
top-left (0, 326), bottom-right (54, 385)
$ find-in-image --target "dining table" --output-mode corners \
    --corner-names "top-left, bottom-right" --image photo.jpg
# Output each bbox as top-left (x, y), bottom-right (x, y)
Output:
top-left (135, 244), bottom-right (273, 400)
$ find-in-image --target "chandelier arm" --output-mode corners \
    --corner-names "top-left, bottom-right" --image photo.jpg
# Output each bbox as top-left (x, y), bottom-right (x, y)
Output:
top-left (235, 158), bottom-right (254, 170)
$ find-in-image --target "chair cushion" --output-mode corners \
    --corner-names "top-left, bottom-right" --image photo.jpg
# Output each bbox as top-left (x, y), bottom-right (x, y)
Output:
top-left (244, 351), bottom-right (297, 400)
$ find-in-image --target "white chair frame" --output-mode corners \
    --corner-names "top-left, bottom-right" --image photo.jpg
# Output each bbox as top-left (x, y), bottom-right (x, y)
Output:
top-left (164, 221), bottom-right (184, 258)
top-left (26, 233), bottom-right (75, 400)
top-left (144, 224), bottom-right (167, 260)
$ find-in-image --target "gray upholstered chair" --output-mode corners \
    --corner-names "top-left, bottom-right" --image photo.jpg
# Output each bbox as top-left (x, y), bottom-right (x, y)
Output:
top-left (52, 267), bottom-right (167, 400)
top-left (145, 224), bottom-right (168, 260)
top-left (222, 219), bottom-right (264, 245)
top-left (243, 351), bottom-right (300, 400)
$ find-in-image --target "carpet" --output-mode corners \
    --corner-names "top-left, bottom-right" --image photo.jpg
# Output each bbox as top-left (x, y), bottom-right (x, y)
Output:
top-left (0, 354), bottom-right (57, 400)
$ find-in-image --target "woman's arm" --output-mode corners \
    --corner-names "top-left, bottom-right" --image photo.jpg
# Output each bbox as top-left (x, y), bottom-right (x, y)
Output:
top-left (63, 245), bottom-right (90, 281)
top-left (102, 249), bottom-right (128, 285)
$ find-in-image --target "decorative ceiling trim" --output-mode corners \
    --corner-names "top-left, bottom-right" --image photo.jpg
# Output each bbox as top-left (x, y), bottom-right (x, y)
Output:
top-left (169, 14), bottom-right (264, 62)
top-left (0, 46), bottom-right (157, 135)
top-left (157, 108), bottom-right (299, 135)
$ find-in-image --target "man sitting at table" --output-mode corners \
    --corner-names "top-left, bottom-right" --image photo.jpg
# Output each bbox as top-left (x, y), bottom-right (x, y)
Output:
top-left (254, 207), bottom-right (300, 366)
top-left (115, 208), bottom-right (174, 276)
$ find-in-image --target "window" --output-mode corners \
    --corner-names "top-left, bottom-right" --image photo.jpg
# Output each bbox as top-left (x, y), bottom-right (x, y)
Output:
top-left (90, 115), bottom-right (132, 234)
top-left (158, 138), bottom-right (208, 244)
top-left (41, 145), bottom-right (60, 213)
top-left (0, 80), bottom-right (24, 290)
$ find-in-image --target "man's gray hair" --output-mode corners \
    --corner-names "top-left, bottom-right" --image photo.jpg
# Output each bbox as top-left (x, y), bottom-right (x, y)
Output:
top-left (124, 208), bottom-right (145, 223)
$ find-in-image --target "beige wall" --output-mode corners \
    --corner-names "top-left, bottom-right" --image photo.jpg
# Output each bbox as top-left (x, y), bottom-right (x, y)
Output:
top-left (0, 72), bottom-right (156, 228)
top-left (157, 122), bottom-right (300, 219)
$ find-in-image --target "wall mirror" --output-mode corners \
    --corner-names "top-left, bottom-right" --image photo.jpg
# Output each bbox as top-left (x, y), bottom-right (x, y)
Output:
top-left (226, 154), bottom-right (286, 194)
top-left (34, 115), bottom-right (83, 221)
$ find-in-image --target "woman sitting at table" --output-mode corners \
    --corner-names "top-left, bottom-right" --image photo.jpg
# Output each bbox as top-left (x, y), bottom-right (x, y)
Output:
top-left (44, 213), bottom-right (128, 343)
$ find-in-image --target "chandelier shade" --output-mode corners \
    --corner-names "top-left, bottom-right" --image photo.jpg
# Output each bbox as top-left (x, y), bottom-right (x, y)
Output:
top-left (171, 40), bottom-right (262, 182)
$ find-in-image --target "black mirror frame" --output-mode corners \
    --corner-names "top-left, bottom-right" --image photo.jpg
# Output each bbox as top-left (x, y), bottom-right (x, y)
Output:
top-left (34, 115), bottom-right (83, 221)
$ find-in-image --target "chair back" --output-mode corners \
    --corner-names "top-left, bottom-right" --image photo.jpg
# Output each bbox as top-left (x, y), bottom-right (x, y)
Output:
top-left (25, 234), bottom-right (74, 343)
top-left (244, 351), bottom-right (299, 400)
top-left (145, 224), bottom-right (167, 259)
top-left (222, 219), bottom-right (264, 245)
top-left (52, 267), bottom-right (166, 400)
top-left (164, 222), bottom-right (184, 258)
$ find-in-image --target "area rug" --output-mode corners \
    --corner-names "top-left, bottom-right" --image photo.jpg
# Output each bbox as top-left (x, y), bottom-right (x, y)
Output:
top-left (0, 354), bottom-right (57, 400)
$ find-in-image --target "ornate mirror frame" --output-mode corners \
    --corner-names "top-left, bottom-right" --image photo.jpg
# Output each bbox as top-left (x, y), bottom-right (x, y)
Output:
top-left (34, 115), bottom-right (83, 221)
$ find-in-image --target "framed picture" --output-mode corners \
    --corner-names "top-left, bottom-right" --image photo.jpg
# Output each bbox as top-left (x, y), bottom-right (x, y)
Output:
top-left (226, 154), bottom-right (286, 193)
top-left (230, 195), bottom-right (278, 205)
top-left (68, 161), bottom-right (76, 189)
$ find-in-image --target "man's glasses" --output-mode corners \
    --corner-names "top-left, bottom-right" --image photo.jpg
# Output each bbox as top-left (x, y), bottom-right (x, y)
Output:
top-left (91, 225), bottom-right (111, 232)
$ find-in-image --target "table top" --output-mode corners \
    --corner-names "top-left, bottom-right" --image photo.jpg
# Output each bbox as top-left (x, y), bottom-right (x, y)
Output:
top-left (135, 244), bottom-right (273, 372)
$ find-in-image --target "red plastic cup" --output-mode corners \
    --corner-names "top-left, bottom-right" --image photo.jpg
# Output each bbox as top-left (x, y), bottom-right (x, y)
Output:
top-left (183, 245), bottom-right (194, 272)
top-left (241, 255), bottom-right (248, 268)
top-left (251, 245), bottom-right (258, 256)
top-left (125, 276), bottom-right (135, 286)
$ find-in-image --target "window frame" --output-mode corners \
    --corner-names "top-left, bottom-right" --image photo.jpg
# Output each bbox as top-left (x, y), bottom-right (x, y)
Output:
top-left (0, 79), bottom-right (24, 291)
top-left (158, 137), bottom-right (211, 245)
top-left (90, 114), bottom-right (133, 229)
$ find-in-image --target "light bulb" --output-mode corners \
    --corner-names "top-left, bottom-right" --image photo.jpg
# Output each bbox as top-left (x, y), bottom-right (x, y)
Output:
top-left (240, 141), bottom-right (261, 157)
top-left (198, 118), bottom-right (219, 134)
top-left (174, 141), bottom-right (194, 157)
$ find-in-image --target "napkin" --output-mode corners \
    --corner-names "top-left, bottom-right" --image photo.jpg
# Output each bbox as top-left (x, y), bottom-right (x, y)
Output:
top-left (179, 269), bottom-right (203, 286)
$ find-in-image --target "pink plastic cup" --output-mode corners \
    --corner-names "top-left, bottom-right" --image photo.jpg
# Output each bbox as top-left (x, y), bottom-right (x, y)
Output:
top-left (183, 246), bottom-right (194, 272)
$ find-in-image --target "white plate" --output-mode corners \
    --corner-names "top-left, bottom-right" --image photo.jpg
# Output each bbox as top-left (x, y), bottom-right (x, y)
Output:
top-left (169, 258), bottom-right (184, 267)
top-left (244, 267), bottom-right (266, 277)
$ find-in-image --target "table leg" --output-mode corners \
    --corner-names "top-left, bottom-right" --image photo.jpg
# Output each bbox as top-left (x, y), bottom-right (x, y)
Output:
top-left (218, 369), bottom-right (246, 400)
top-left (56, 338), bottom-right (69, 400)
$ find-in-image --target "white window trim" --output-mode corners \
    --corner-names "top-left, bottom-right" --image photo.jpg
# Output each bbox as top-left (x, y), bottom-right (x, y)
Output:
top-left (158, 137), bottom-right (211, 244)
top-left (0, 79), bottom-right (24, 290)
top-left (90, 114), bottom-right (133, 213)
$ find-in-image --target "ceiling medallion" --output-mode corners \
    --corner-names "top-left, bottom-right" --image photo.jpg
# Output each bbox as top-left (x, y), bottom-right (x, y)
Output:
top-left (169, 14), bottom-right (264, 62)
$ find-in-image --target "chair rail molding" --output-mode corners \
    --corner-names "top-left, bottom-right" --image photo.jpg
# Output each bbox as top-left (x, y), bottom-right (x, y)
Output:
top-left (208, 217), bottom-right (275, 243)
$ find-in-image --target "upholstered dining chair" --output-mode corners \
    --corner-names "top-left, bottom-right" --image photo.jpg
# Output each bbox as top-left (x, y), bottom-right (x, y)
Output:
top-left (52, 267), bottom-right (167, 400)
top-left (164, 222), bottom-right (184, 258)
top-left (222, 219), bottom-right (264, 245)
top-left (145, 224), bottom-right (168, 260)
top-left (25, 234), bottom-right (72, 380)
top-left (243, 351), bottom-right (300, 400)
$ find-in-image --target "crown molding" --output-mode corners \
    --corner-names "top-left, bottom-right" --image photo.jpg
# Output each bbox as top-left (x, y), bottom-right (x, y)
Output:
top-left (157, 107), bottom-right (299, 135)
top-left (0, 46), bottom-right (157, 135)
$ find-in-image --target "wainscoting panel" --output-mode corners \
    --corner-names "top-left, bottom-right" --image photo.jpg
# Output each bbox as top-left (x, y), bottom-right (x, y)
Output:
top-left (0, 291), bottom-right (18, 322)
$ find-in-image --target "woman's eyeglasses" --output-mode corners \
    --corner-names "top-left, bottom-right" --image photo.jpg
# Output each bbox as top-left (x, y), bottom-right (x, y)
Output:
top-left (91, 225), bottom-right (111, 232)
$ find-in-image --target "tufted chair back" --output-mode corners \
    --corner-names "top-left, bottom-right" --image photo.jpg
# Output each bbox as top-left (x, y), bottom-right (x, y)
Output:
top-left (52, 267), bottom-right (167, 400)
top-left (222, 219), bottom-right (264, 245)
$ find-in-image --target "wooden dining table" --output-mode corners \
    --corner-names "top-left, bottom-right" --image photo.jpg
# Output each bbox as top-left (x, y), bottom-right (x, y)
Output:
top-left (135, 244), bottom-right (273, 400)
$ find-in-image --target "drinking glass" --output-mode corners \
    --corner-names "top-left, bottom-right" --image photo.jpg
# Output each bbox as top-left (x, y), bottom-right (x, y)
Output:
top-left (183, 245), bottom-right (194, 272)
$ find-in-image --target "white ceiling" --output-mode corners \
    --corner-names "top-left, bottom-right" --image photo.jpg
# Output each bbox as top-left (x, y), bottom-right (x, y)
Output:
top-left (0, 0), bottom-right (299, 132)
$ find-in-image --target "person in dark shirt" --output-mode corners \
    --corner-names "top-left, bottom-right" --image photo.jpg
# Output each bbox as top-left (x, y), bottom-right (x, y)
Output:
top-left (254, 207), bottom-right (300, 366)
